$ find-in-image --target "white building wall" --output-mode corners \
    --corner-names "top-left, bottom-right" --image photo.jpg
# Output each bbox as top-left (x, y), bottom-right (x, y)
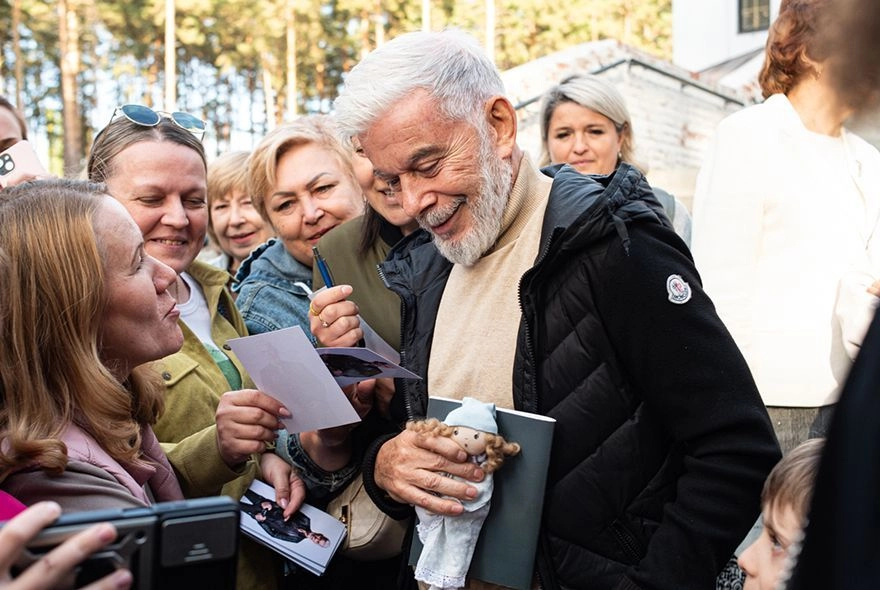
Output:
top-left (673, 0), bottom-right (782, 72)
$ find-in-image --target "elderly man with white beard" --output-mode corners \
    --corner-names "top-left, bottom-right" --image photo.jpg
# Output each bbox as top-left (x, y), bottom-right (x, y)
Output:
top-left (311, 29), bottom-right (781, 590)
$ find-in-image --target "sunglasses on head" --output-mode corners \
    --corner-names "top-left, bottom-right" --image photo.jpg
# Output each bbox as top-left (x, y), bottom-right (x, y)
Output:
top-left (110, 104), bottom-right (207, 140)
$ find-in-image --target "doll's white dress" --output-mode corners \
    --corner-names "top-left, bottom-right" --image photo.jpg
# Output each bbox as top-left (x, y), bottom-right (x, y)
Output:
top-left (414, 456), bottom-right (493, 590)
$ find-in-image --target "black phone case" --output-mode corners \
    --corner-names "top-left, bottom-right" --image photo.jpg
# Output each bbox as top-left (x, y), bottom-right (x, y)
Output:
top-left (13, 496), bottom-right (239, 589)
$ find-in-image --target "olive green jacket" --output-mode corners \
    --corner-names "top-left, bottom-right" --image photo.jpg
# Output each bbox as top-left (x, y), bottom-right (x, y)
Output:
top-left (151, 261), bottom-right (282, 590)
top-left (153, 260), bottom-right (257, 499)
top-left (312, 215), bottom-right (404, 351)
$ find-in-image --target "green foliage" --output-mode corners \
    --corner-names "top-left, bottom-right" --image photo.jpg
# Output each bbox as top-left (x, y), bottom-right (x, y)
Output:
top-left (3, 0), bottom-right (671, 158)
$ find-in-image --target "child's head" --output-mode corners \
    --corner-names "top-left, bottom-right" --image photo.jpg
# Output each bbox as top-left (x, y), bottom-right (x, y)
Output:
top-left (739, 437), bottom-right (824, 590)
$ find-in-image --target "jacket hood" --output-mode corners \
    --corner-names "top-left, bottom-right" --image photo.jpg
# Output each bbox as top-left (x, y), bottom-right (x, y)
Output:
top-left (540, 163), bottom-right (672, 257)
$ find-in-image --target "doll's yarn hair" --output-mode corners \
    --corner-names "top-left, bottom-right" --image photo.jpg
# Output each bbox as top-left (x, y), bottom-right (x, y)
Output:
top-left (407, 418), bottom-right (521, 474)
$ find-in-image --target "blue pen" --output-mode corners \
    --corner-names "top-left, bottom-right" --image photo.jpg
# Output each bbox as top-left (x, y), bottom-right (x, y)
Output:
top-left (313, 245), bottom-right (365, 347)
top-left (313, 246), bottom-right (334, 287)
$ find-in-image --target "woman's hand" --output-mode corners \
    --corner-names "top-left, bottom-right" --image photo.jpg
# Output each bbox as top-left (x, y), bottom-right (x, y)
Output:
top-left (259, 452), bottom-right (306, 520)
top-left (374, 378), bottom-right (396, 418)
top-left (0, 502), bottom-right (133, 589)
top-left (346, 379), bottom-right (375, 420)
top-left (297, 380), bottom-right (375, 474)
top-left (215, 390), bottom-right (291, 467)
top-left (309, 285), bottom-right (363, 347)
top-left (312, 380), bottom-right (375, 445)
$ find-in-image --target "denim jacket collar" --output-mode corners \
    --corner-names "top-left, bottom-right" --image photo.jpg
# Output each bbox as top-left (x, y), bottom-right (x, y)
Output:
top-left (232, 239), bottom-right (311, 295)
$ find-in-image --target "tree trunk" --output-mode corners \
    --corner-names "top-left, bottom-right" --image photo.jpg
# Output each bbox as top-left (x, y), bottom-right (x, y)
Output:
top-left (164, 0), bottom-right (176, 111)
top-left (145, 41), bottom-right (162, 109)
top-left (484, 0), bottom-right (494, 63)
top-left (285, 0), bottom-right (296, 120)
top-left (374, 1), bottom-right (384, 49)
top-left (422, 0), bottom-right (430, 32)
top-left (13, 0), bottom-right (24, 110)
top-left (58, 0), bottom-right (83, 176)
top-left (621, 0), bottom-right (633, 46)
top-left (359, 9), bottom-right (370, 59)
top-left (248, 69), bottom-right (257, 142)
top-left (261, 53), bottom-right (276, 131)
top-left (216, 69), bottom-right (229, 154)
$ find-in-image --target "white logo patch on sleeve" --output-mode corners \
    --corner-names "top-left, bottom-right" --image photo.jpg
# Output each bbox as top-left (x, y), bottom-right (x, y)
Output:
top-left (666, 274), bottom-right (692, 304)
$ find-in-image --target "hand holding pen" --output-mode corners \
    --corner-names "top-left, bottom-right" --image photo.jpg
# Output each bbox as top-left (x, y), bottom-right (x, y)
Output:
top-left (309, 285), bottom-right (363, 347)
top-left (309, 247), bottom-right (364, 347)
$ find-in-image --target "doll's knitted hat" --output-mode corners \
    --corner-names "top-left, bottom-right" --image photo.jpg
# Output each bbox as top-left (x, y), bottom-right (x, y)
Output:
top-left (443, 397), bottom-right (498, 434)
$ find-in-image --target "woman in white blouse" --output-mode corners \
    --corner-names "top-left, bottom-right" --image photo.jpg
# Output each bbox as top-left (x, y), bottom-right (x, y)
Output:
top-left (692, 0), bottom-right (880, 454)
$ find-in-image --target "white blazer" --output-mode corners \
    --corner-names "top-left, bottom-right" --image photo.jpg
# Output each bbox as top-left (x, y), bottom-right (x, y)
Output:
top-left (692, 94), bottom-right (880, 407)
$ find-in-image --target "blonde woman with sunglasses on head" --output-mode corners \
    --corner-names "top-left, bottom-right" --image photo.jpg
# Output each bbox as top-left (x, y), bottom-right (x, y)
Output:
top-left (87, 106), bottom-right (300, 590)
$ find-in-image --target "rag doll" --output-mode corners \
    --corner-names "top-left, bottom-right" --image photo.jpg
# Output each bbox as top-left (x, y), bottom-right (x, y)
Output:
top-left (408, 397), bottom-right (520, 590)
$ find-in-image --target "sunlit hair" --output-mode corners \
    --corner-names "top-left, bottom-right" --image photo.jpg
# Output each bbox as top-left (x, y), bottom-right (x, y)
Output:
top-left (538, 74), bottom-right (636, 170)
top-left (86, 116), bottom-right (207, 184)
top-left (331, 134), bottom-right (378, 257)
top-left (246, 114), bottom-right (356, 224)
top-left (332, 133), bottom-right (389, 257)
top-left (758, 0), bottom-right (834, 98)
top-left (0, 179), bottom-right (164, 482)
top-left (334, 29), bottom-right (506, 138)
top-left (762, 437), bottom-right (824, 525)
top-left (207, 150), bottom-right (251, 245)
top-left (407, 417), bottom-right (520, 474)
top-left (821, 0), bottom-right (880, 112)
top-left (0, 96), bottom-right (27, 140)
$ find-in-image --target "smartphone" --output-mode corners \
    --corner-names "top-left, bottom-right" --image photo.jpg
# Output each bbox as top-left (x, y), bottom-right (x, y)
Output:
top-left (9, 496), bottom-right (240, 590)
top-left (0, 140), bottom-right (49, 188)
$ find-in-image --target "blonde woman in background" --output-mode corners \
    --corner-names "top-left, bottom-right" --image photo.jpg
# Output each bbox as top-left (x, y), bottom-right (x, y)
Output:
top-left (539, 73), bottom-right (692, 246)
top-left (234, 115), bottom-right (363, 338)
top-left (205, 150), bottom-right (274, 277)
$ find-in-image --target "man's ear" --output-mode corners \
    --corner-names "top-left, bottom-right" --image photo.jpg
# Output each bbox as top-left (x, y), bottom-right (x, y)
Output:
top-left (485, 96), bottom-right (517, 158)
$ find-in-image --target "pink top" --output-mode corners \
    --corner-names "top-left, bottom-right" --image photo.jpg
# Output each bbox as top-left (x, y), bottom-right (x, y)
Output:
top-left (0, 490), bottom-right (26, 521)
top-left (61, 424), bottom-right (184, 504)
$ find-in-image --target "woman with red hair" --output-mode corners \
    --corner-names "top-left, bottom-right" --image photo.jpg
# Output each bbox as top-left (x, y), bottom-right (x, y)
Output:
top-left (692, 0), bottom-right (880, 455)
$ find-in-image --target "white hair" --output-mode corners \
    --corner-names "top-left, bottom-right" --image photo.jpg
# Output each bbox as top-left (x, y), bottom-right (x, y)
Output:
top-left (334, 29), bottom-right (507, 137)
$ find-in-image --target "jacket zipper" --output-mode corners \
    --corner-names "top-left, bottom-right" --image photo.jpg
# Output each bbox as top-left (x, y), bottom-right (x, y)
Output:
top-left (610, 521), bottom-right (644, 563)
top-left (377, 263), bottom-right (414, 421)
top-left (517, 225), bottom-right (560, 412)
top-left (517, 228), bottom-right (561, 590)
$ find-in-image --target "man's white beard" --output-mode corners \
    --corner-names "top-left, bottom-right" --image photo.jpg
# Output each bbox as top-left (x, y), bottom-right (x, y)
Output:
top-left (426, 133), bottom-right (513, 266)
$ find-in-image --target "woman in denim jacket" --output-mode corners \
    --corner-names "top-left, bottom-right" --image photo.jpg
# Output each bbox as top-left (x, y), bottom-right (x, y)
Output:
top-left (234, 115), bottom-right (363, 341)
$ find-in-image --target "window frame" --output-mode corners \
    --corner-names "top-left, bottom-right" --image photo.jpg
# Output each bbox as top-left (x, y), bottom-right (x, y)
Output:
top-left (739, 0), bottom-right (771, 33)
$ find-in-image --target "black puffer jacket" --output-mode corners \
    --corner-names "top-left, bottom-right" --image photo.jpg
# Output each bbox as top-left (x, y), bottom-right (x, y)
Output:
top-left (367, 162), bottom-right (781, 589)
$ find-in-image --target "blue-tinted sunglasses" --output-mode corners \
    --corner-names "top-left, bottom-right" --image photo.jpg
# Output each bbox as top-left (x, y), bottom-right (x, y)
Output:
top-left (111, 104), bottom-right (207, 140)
